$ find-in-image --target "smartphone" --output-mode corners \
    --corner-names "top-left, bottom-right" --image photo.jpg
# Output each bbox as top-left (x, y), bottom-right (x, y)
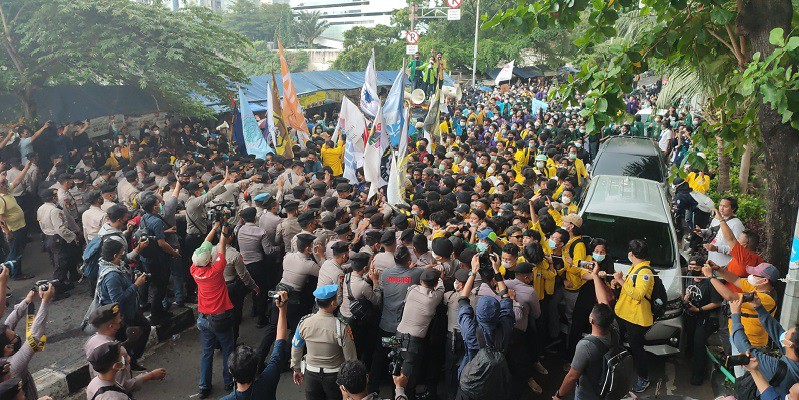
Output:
top-left (724, 354), bottom-right (750, 369)
top-left (741, 292), bottom-right (755, 303)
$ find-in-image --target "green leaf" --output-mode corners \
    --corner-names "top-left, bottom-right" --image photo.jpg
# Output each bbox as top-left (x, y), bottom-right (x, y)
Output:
top-left (596, 97), bottom-right (608, 112)
top-left (585, 116), bottom-right (596, 133)
top-left (710, 8), bottom-right (733, 25)
top-left (601, 26), bottom-right (617, 37)
top-left (785, 36), bottom-right (799, 51)
top-left (769, 28), bottom-right (785, 46)
top-left (670, 0), bottom-right (687, 9)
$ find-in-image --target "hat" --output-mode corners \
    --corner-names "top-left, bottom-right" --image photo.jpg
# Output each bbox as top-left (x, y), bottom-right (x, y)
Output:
top-left (500, 203), bottom-right (514, 213)
top-left (562, 214), bottom-right (583, 228)
top-left (331, 241), bottom-right (349, 254)
top-left (192, 241), bottom-right (214, 266)
top-left (313, 284), bottom-right (338, 300)
top-left (364, 230), bottom-right (382, 245)
top-left (454, 269), bottom-right (471, 284)
top-left (307, 197), bottom-right (323, 210)
top-left (432, 238), bottom-right (454, 258)
top-left (123, 170), bottom-right (137, 180)
top-left (336, 183), bottom-right (352, 192)
top-left (454, 204), bottom-right (470, 214)
top-left (283, 200), bottom-right (300, 211)
top-left (73, 172), bottom-right (87, 181)
top-left (87, 341), bottom-right (122, 373)
top-left (746, 263), bottom-right (781, 283)
top-left (420, 268), bottom-right (440, 284)
top-left (186, 181), bottom-right (205, 192)
top-left (535, 154), bottom-right (547, 161)
top-left (334, 223), bottom-right (352, 235)
top-left (514, 262), bottom-right (534, 274)
top-left (101, 184), bottom-right (116, 194)
top-left (253, 192), bottom-right (272, 204)
top-left (209, 174), bottom-right (224, 184)
top-left (349, 202), bottom-right (363, 212)
top-left (295, 233), bottom-right (316, 249)
top-left (322, 197), bottom-right (338, 209)
top-left (311, 181), bottom-right (327, 191)
top-left (400, 228), bottom-right (415, 242)
top-left (297, 210), bottom-right (317, 225)
top-left (380, 230), bottom-right (396, 245)
top-left (320, 211), bottom-right (336, 224)
top-left (476, 297), bottom-right (501, 327)
top-left (393, 214), bottom-right (409, 230)
top-left (476, 229), bottom-right (495, 240)
top-left (39, 188), bottom-right (56, 202)
top-left (89, 303), bottom-right (120, 326)
top-left (350, 252), bottom-right (371, 269)
top-left (459, 248), bottom-right (477, 265)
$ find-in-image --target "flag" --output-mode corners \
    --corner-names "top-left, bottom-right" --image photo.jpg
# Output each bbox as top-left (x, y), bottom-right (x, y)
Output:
top-left (423, 87), bottom-right (442, 151)
top-left (360, 50), bottom-right (379, 119)
top-left (331, 98), bottom-right (367, 156)
top-left (343, 139), bottom-right (358, 184)
top-left (364, 106), bottom-right (389, 200)
top-left (278, 39), bottom-right (310, 147)
top-left (271, 73), bottom-right (293, 159)
top-left (238, 87), bottom-right (273, 158)
top-left (384, 70), bottom-right (406, 147)
top-left (231, 105), bottom-right (247, 156)
top-left (494, 60), bottom-right (515, 85)
top-left (397, 106), bottom-right (410, 163)
top-left (265, 79), bottom-right (278, 148)
top-left (386, 151), bottom-right (406, 206)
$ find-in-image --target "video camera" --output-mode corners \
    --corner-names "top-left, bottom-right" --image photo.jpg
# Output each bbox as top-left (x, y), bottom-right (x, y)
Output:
top-left (32, 280), bottom-right (57, 292)
top-left (133, 270), bottom-right (152, 281)
top-left (207, 201), bottom-right (235, 223)
top-left (478, 251), bottom-right (494, 283)
top-left (381, 336), bottom-right (404, 376)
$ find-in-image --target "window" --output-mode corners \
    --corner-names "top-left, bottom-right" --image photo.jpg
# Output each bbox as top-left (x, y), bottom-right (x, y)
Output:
top-left (592, 153), bottom-right (665, 183)
top-left (582, 213), bottom-right (675, 268)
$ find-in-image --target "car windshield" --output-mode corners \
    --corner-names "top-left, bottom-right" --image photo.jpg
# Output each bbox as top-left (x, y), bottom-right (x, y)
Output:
top-left (593, 153), bottom-right (664, 183)
top-left (582, 213), bottom-right (675, 268)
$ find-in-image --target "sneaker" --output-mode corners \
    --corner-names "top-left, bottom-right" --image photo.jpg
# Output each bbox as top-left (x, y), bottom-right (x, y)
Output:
top-left (130, 361), bottom-right (147, 372)
top-left (527, 377), bottom-right (542, 394)
top-left (533, 360), bottom-right (548, 375)
top-left (198, 388), bottom-right (211, 399)
top-left (632, 377), bottom-right (650, 393)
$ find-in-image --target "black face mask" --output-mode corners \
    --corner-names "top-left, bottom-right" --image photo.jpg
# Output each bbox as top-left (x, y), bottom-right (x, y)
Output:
top-left (689, 269), bottom-right (702, 277)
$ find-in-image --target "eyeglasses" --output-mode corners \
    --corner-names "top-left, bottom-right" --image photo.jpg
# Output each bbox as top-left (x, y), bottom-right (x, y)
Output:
top-left (510, 235), bottom-right (522, 239)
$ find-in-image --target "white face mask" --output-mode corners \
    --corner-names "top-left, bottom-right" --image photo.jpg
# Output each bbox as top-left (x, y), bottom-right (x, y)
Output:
top-left (411, 210), bottom-right (418, 216)
top-left (501, 261), bottom-right (512, 269)
top-left (747, 275), bottom-right (766, 287)
top-left (487, 167), bottom-right (495, 174)
top-left (300, 158), bottom-right (307, 162)
top-left (536, 161), bottom-right (545, 168)
top-left (562, 196), bottom-right (572, 205)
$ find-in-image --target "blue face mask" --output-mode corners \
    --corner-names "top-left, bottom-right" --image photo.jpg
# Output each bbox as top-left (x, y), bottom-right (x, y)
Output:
top-left (548, 239), bottom-right (557, 249)
top-left (476, 242), bottom-right (489, 253)
top-left (593, 253), bottom-right (605, 262)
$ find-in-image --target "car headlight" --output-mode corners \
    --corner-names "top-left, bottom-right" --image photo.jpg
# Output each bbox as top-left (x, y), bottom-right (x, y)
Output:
top-left (658, 298), bottom-right (683, 320)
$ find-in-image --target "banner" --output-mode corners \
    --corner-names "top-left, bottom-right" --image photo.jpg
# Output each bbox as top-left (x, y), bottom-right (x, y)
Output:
top-left (238, 87), bottom-right (273, 158)
top-left (384, 70), bottom-right (406, 147)
top-left (343, 139), bottom-right (359, 184)
top-left (231, 106), bottom-right (247, 156)
top-left (364, 106), bottom-right (389, 200)
top-left (278, 39), bottom-right (310, 147)
top-left (494, 60), bottom-right (515, 85)
top-left (299, 91), bottom-right (327, 108)
top-left (331, 98), bottom-right (368, 155)
top-left (360, 50), bottom-right (379, 119)
top-left (271, 73), bottom-right (293, 158)
top-left (423, 87), bottom-right (442, 151)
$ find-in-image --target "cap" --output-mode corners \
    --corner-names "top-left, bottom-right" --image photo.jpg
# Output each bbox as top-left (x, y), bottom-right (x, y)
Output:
top-left (454, 269), bottom-right (471, 284)
top-left (336, 183), bottom-right (352, 192)
top-left (295, 233), bottom-right (316, 250)
top-left (562, 213), bottom-right (583, 228)
top-left (313, 284), bottom-right (338, 300)
top-left (39, 188), bottom-right (56, 202)
top-left (500, 203), bottom-right (514, 213)
top-left (320, 211), bottom-right (335, 224)
top-left (400, 228), bottom-right (415, 242)
top-left (454, 204), bottom-right (470, 214)
top-left (420, 268), bottom-right (440, 284)
top-left (331, 241), bottom-right (349, 254)
top-left (364, 230), bottom-right (382, 245)
top-left (432, 238), bottom-right (454, 258)
top-left (380, 230), bottom-right (396, 245)
top-left (350, 252), bottom-right (371, 269)
top-left (311, 181), bottom-right (327, 191)
top-left (459, 248), bottom-right (477, 265)
top-left (87, 341), bottom-right (122, 373)
top-left (393, 214), bottom-right (409, 230)
top-left (283, 200), bottom-right (300, 211)
top-left (334, 223), bottom-right (352, 235)
top-left (746, 263), bottom-right (781, 283)
top-left (297, 210), bottom-right (317, 225)
top-left (307, 197), bottom-right (323, 210)
top-left (101, 184), bottom-right (116, 194)
top-left (349, 202), bottom-right (363, 212)
top-left (186, 181), bottom-right (205, 192)
top-left (209, 174), bottom-right (224, 184)
top-left (535, 154), bottom-right (547, 161)
top-left (123, 170), bottom-right (137, 180)
top-left (322, 197), bottom-right (338, 209)
top-left (476, 229), bottom-right (494, 240)
top-left (89, 303), bottom-right (120, 326)
top-left (514, 262), bottom-right (534, 274)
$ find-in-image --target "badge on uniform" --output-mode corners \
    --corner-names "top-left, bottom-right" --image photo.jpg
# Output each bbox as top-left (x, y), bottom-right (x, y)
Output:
top-left (642, 275), bottom-right (650, 281)
top-left (292, 329), bottom-right (305, 349)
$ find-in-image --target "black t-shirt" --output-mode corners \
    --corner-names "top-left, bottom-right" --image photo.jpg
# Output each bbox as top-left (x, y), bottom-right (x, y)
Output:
top-left (685, 277), bottom-right (722, 311)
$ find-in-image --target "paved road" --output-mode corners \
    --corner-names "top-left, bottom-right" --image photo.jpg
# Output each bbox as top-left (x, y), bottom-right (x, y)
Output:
top-left (11, 238), bottom-right (727, 399)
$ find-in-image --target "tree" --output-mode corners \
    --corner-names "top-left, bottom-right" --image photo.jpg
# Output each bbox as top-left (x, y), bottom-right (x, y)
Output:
top-left (223, 0), bottom-right (298, 45)
top-left (296, 11), bottom-right (330, 48)
top-left (237, 41), bottom-right (310, 76)
top-left (0, 0), bottom-right (250, 119)
top-left (489, 0), bottom-right (799, 265)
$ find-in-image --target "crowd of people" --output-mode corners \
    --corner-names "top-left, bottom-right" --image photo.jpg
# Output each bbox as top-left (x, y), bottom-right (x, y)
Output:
top-left (0, 75), bottom-right (792, 400)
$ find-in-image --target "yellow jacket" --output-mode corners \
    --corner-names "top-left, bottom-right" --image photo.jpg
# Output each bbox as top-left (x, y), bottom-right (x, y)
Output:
top-left (615, 261), bottom-right (655, 327)
top-left (532, 258), bottom-right (556, 299)
top-left (574, 158), bottom-right (589, 185)
top-left (321, 140), bottom-right (345, 176)
top-left (563, 237), bottom-right (589, 291)
top-left (687, 172), bottom-right (710, 194)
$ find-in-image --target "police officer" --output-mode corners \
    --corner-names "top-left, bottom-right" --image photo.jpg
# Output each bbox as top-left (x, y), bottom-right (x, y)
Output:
top-left (275, 200), bottom-right (301, 253)
top-left (336, 183), bottom-right (353, 209)
top-left (37, 187), bottom-right (80, 295)
top-left (256, 193), bottom-right (281, 244)
top-left (504, 261), bottom-right (544, 394)
top-left (341, 252), bottom-right (381, 360)
top-left (291, 210), bottom-right (318, 253)
top-left (314, 213), bottom-right (337, 258)
top-left (318, 241), bottom-right (348, 289)
top-left (117, 170), bottom-right (140, 209)
top-left (291, 284), bottom-right (357, 400)
top-left (395, 268), bottom-right (444, 400)
top-left (372, 230), bottom-right (397, 272)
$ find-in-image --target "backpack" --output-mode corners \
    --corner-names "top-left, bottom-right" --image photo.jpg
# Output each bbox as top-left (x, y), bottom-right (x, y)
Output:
top-left (81, 232), bottom-right (123, 281)
top-left (734, 358), bottom-right (787, 400)
top-left (134, 213), bottom-right (170, 258)
top-left (583, 335), bottom-right (634, 400)
top-left (458, 326), bottom-right (512, 400)
top-left (631, 265), bottom-right (669, 320)
top-left (344, 272), bottom-right (371, 322)
top-left (90, 384), bottom-right (132, 400)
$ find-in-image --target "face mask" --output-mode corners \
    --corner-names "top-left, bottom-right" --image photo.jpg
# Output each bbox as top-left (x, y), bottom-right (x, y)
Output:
top-left (487, 167), bottom-right (495, 174)
top-left (780, 331), bottom-right (792, 348)
top-left (501, 261), bottom-right (511, 269)
top-left (476, 242), bottom-right (489, 253)
top-left (411, 210), bottom-right (418, 216)
top-left (300, 158), bottom-right (307, 162)
top-left (158, 204), bottom-right (163, 213)
top-left (747, 275), bottom-right (766, 287)
top-left (534, 123), bottom-right (540, 128)
top-left (536, 161), bottom-right (545, 168)
top-left (439, 165), bottom-right (445, 171)
top-left (575, 141), bottom-right (583, 147)
top-left (628, 253), bottom-right (634, 263)
top-left (547, 239), bottom-right (557, 249)
top-left (460, 122), bottom-right (466, 127)
top-left (569, 153), bottom-right (577, 160)
top-left (462, 166), bottom-right (469, 173)
top-left (562, 197), bottom-right (572, 205)
top-left (114, 152), bottom-right (122, 158)
top-left (593, 253), bottom-right (605, 262)
top-left (692, 120), bottom-right (699, 126)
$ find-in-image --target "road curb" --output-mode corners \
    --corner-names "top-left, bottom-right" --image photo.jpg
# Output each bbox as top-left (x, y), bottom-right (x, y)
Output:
top-left (35, 305), bottom-right (198, 397)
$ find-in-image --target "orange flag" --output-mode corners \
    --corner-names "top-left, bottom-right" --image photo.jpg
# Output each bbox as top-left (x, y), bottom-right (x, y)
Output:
top-left (277, 39), bottom-right (310, 148)
top-left (271, 73), bottom-right (294, 159)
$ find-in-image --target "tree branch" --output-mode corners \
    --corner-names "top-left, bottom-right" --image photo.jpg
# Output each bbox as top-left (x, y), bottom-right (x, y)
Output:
top-left (706, 27), bottom-right (736, 54)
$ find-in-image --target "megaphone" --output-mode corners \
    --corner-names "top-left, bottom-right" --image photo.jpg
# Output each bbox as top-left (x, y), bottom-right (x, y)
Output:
top-left (216, 121), bottom-right (230, 131)
top-left (410, 89), bottom-right (426, 105)
top-left (441, 85), bottom-right (455, 98)
top-left (455, 86), bottom-right (463, 101)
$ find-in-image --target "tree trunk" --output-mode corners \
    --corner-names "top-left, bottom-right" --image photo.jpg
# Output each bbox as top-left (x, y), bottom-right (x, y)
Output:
top-left (738, 141), bottom-right (752, 193)
top-left (14, 84), bottom-right (35, 122)
top-left (737, 0), bottom-right (797, 266)
top-left (716, 135), bottom-right (731, 193)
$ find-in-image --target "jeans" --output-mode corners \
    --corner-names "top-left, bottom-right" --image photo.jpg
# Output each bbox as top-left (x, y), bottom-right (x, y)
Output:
top-left (685, 313), bottom-right (717, 382)
top-left (142, 252), bottom-right (170, 317)
top-left (168, 255), bottom-right (185, 303)
top-left (197, 316), bottom-right (234, 390)
top-left (5, 225), bottom-right (27, 276)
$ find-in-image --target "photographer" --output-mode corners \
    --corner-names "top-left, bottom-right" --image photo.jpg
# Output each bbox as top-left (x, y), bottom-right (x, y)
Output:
top-left (217, 223), bottom-right (259, 342)
top-left (683, 255), bottom-right (722, 385)
top-left (336, 360), bottom-right (409, 400)
top-left (0, 283), bottom-right (54, 400)
top-left (138, 194), bottom-right (180, 325)
top-left (97, 239), bottom-right (150, 370)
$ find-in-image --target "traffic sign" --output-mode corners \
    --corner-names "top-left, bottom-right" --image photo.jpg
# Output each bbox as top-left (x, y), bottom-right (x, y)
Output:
top-left (406, 30), bottom-right (420, 45)
top-left (447, 8), bottom-right (461, 20)
top-left (406, 45), bottom-right (419, 55)
top-left (447, 0), bottom-right (462, 8)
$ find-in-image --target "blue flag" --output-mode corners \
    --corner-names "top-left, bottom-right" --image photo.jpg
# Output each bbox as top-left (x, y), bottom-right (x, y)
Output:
top-left (231, 106), bottom-right (247, 156)
top-left (238, 87), bottom-right (273, 158)
top-left (384, 71), bottom-right (406, 147)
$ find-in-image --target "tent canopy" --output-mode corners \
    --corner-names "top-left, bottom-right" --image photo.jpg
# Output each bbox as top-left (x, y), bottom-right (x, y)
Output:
top-left (484, 66), bottom-right (543, 81)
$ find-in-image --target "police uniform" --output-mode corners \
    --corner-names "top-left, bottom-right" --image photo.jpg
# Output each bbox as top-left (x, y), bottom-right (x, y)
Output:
top-left (255, 194), bottom-right (281, 244)
top-left (290, 211), bottom-right (318, 253)
top-left (86, 341), bottom-right (134, 400)
top-left (340, 253), bottom-right (381, 360)
top-left (291, 285), bottom-right (357, 400)
top-left (83, 303), bottom-right (145, 394)
top-left (185, 180), bottom-right (228, 296)
top-left (37, 190), bottom-right (81, 289)
top-left (275, 202), bottom-right (302, 253)
top-left (117, 171), bottom-right (140, 209)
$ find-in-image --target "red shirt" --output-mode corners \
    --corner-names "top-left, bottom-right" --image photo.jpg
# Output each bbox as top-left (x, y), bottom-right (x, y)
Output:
top-left (191, 253), bottom-right (233, 315)
top-left (725, 242), bottom-right (763, 294)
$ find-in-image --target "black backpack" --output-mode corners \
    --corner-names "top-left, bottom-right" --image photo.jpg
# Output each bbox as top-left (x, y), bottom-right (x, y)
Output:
top-left (344, 272), bottom-right (371, 322)
top-left (631, 265), bottom-right (669, 320)
top-left (734, 358), bottom-right (787, 400)
top-left (583, 336), bottom-right (634, 400)
top-left (458, 325), bottom-right (512, 400)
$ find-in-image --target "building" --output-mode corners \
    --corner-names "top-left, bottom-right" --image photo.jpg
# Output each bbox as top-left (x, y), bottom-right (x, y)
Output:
top-left (290, 0), bottom-right (405, 49)
top-left (133, 0), bottom-right (239, 11)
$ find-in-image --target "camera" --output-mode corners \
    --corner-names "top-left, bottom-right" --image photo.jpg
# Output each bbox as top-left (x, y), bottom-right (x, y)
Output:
top-left (133, 270), bottom-right (152, 281)
top-left (724, 354), bottom-right (750, 369)
top-left (381, 336), bottom-right (404, 376)
top-left (266, 291), bottom-right (282, 299)
top-left (741, 292), bottom-right (756, 303)
top-left (32, 280), bottom-right (56, 292)
top-left (478, 251), bottom-right (494, 282)
top-left (207, 201), bottom-right (234, 223)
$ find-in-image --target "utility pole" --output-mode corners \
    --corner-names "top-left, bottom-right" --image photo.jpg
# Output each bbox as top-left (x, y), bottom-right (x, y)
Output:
top-left (471, 0), bottom-right (480, 87)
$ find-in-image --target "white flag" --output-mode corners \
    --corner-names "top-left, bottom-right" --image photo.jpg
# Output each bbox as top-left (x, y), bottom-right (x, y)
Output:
top-left (265, 80), bottom-right (277, 147)
top-left (386, 151), bottom-right (406, 206)
top-left (364, 106), bottom-right (389, 200)
top-left (360, 50), bottom-right (379, 119)
top-left (494, 60), bottom-right (515, 85)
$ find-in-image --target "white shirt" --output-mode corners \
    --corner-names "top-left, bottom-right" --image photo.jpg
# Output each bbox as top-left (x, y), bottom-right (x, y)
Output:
top-left (82, 205), bottom-right (107, 242)
top-left (658, 129), bottom-right (672, 152)
top-left (707, 216), bottom-right (745, 267)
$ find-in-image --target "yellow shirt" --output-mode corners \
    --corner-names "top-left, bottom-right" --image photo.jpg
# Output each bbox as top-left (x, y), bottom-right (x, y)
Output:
top-left (615, 261), bottom-right (655, 327)
top-left (687, 172), bottom-right (710, 194)
top-left (727, 280), bottom-right (776, 347)
top-left (514, 148), bottom-right (530, 175)
top-left (0, 193), bottom-right (25, 231)
top-left (563, 237), bottom-right (589, 291)
top-left (547, 208), bottom-right (563, 227)
top-left (532, 258), bottom-right (556, 299)
top-left (439, 121), bottom-right (452, 135)
top-left (321, 141), bottom-right (345, 176)
top-left (573, 158), bottom-right (589, 185)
